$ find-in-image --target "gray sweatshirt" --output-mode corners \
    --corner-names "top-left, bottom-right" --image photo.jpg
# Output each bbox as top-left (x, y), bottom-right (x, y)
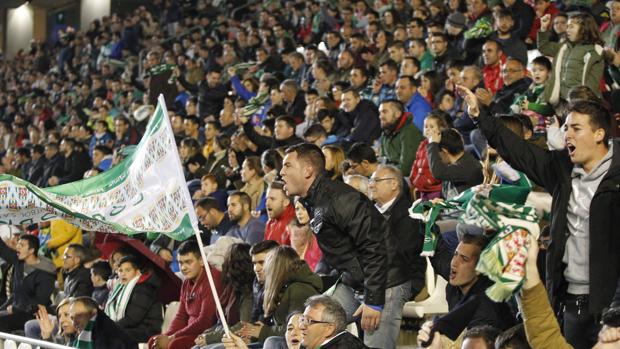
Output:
top-left (563, 146), bottom-right (613, 295)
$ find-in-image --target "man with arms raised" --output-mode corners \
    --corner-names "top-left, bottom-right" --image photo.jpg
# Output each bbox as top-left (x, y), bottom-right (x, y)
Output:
top-left (459, 84), bottom-right (620, 349)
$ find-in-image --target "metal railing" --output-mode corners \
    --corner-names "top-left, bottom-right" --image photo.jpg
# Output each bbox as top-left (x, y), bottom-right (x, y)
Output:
top-left (0, 332), bottom-right (72, 349)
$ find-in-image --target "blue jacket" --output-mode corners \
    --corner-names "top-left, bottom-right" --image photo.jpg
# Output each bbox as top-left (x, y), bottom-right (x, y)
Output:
top-left (406, 92), bottom-right (432, 131)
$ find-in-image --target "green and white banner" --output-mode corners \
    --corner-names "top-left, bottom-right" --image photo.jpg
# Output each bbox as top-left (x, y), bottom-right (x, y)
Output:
top-left (0, 96), bottom-right (197, 241)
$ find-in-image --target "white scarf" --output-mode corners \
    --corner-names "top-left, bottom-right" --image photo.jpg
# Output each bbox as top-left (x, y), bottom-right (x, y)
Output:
top-left (104, 274), bottom-right (140, 321)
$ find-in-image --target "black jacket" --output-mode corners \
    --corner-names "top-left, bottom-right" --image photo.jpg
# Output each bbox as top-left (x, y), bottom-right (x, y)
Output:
top-left (59, 150), bottom-right (91, 184)
top-left (302, 175), bottom-right (387, 306)
top-left (487, 77), bottom-right (532, 116)
top-left (382, 191), bottom-right (426, 292)
top-left (117, 273), bottom-right (163, 342)
top-left (0, 238), bottom-right (56, 314)
top-left (286, 92), bottom-right (307, 123)
top-left (178, 76), bottom-right (228, 118)
top-left (321, 331), bottom-right (369, 349)
top-left (64, 265), bottom-right (94, 298)
top-left (344, 100), bottom-right (381, 144)
top-left (41, 153), bottom-right (65, 187)
top-left (477, 108), bottom-right (620, 315)
top-left (505, 0), bottom-right (535, 40)
top-left (242, 122), bottom-right (303, 153)
top-left (445, 276), bottom-right (515, 331)
top-left (27, 156), bottom-right (47, 186)
top-left (92, 309), bottom-right (138, 349)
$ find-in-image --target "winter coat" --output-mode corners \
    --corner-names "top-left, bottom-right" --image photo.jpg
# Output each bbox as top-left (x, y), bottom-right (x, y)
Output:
top-left (92, 309), bottom-right (138, 349)
top-left (538, 30), bottom-right (605, 104)
top-left (427, 142), bottom-right (484, 200)
top-left (258, 263), bottom-right (322, 341)
top-left (46, 219), bottom-right (82, 269)
top-left (521, 282), bottom-right (573, 349)
top-left (63, 265), bottom-right (93, 299)
top-left (380, 112), bottom-right (424, 176)
top-left (344, 100), bottom-right (381, 144)
top-left (59, 150), bottom-right (91, 184)
top-left (410, 139), bottom-right (442, 193)
top-left (477, 108), bottom-right (620, 315)
top-left (487, 77), bottom-right (532, 116)
top-left (0, 238), bottom-right (56, 314)
top-left (117, 273), bottom-right (163, 343)
top-left (41, 153), bottom-right (65, 187)
top-left (300, 175), bottom-right (387, 306)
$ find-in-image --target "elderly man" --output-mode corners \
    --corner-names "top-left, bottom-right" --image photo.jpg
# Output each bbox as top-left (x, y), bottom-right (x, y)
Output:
top-left (367, 165), bottom-right (426, 348)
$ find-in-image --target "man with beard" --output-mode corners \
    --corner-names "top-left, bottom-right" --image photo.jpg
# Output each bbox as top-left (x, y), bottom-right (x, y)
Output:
top-left (225, 191), bottom-right (265, 245)
top-left (264, 181), bottom-right (296, 245)
top-left (395, 75), bottom-right (431, 132)
top-left (378, 99), bottom-right (423, 175)
top-left (490, 9), bottom-right (528, 68)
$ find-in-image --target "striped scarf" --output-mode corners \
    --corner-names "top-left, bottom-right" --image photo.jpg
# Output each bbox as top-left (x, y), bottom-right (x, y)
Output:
top-left (73, 316), bottom-right (96, 349)
top-left (104, 274), bottom-right (140, 321)
top-left (409, 184), bottom-right (541, 301)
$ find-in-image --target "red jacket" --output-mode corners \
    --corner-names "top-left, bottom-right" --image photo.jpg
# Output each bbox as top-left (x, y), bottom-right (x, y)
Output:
top-left (264, 204), bottom-right (295, 245)
top-left (482, 56), bottom-right (506, 96)
top-left (165, 266), bottom-right (222, 338)
top-left (528, 4), bottom-right (559, 42)
top-left (409, 139), bottom-right (442, 193)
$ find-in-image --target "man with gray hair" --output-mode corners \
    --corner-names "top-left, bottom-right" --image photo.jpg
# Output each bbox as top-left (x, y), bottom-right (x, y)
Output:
top-left (343, 174), bottom-right (370, 197)
top-left (300, 295), bottom-right (368, 349)
top-left (280, 79), bottom-right (306, 122)
top-left (366, 165), bottom-right (426, 348)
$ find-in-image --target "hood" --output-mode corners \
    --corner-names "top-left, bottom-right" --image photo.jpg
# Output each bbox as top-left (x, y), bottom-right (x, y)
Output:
top-left (287, 263), bottom-right (322, 292)
top-left (32, 256), bottom-right (56, 275)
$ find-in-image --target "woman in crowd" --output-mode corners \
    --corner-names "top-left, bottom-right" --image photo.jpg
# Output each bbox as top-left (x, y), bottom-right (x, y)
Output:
top-left (240, 155), bottom-right (266, 211)
top-left (37, 298), bottom-right (77, 345)
top-left (322, 145), bottom-right (345, 181)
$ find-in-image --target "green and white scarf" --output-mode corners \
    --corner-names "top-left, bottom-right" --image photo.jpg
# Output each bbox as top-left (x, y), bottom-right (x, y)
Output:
top-left (73, 316), bottom-right (96, 349)
top-left (104, 274), bottom-right (140, 321)
top-left (409, 184), bottom-right (541, 301)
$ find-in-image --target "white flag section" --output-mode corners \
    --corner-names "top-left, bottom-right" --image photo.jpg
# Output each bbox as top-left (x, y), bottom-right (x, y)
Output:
top-left (0, 95), bottom-right (198, 241)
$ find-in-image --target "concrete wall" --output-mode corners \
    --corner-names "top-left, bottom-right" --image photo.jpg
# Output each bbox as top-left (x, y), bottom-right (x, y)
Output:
top-left (80, 0), bottom-right (110, 30)
top-left (6, 4), bottom-right (34, 58)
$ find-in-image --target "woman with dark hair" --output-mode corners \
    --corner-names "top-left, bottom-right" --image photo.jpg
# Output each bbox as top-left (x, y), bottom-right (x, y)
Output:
top-left (419, 71), bottom-right (441, 107)
top-left (371, 30), bottom-right (393, 69)
top-left (261, 149), bottom-right (283, 185)
top-left (194, 243), bottom-right (254, 348)
top-left (238, 246), bottom-right (322, 343)
top-left (311, 59), bottom-right (336, 96)
top-left (240, 155), bottom-right (266, 211)
top-left (538, 12), bottom-right (605, 104)
top-left (180, 137), bottom-right (208, 180)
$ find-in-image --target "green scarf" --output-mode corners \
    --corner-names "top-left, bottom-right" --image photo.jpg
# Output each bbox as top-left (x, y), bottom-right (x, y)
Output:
top-left (409, 184), bottom-right (541, 301)
top-left (73, 316), bottom-right (96, 349)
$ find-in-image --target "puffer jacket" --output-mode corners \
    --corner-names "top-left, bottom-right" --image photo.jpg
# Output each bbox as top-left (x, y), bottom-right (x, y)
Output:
top-left (538, 30), bottom-right (604, 104)
top-left (46, 219), bottom-right (82, 269)
top-left (410, 139), bottom-right (442, 193)
top-left (117, 272), bottom-right (163, 343)
top-left (301, 174), bottom-right (387, 306)
top-left (258, 263), bottom-right (322, 341)
top-left (63, 265), bottom-right (93, 299)
top-left (380, 112), bottom-right (424, 176)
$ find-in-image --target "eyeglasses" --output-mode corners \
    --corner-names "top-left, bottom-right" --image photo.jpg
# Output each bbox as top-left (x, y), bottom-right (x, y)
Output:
top-left (501, 68), bottom-right (522, 73)
top-left (299, 316), bottom-right (333, 327)
top-left (369, 177), bottom-right (396, 184)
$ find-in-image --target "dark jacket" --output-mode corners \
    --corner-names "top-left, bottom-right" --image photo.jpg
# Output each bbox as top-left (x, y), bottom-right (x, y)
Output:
top-left (321, 331), bottom-right (369, 349)
top-left (117, 273), bottom-right (163, 342)
top-left (382, 191), bottom-right (426, 293)
top-left (505, 0), bottom-right (535, 40)
top-left (344, 100), bottom-right (381, 144)
top-left (178, 77), bottom-right (228, 118)
top-left (301, 175), bottom-right (387, 306)
top-left (445, 276), bottom-right (516, 331)
top-left (286, 92), bottom-right (307, 123)
top-left (92, 309), bottom-right (138, 349)
top-left (258, 263), bottom-right (322, 341)
top-left (0, 238), bottom-right (56, 314)
top-left (487, 77), bottom-right (532, 116)
top-left (477, 108), bottom-right (620, 315)
top-left (63, 265), bottom-right (94, 298)
top-left (427, 142), bottom-right (484, 199)
top-left (59, 150), bottom-right (91, 184)
top-left (380, 112), bottom-right (424, 175)
top-left (41, 153), bottom-right (65, 187)
top-left (27, 157), bottom-right (47, 186)
top-left (242, 121), bottom-right (304, 153)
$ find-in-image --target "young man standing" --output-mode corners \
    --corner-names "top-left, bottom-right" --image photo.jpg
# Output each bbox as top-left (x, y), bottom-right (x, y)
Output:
top-left (459, 84), bottom-right (620, 349)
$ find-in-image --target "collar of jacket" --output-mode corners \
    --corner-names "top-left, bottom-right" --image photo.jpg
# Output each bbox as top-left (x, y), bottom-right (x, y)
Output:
top-left (384, 112), bottom-right (412, 136)
top-left (302, 173), bottom-right (329, 209)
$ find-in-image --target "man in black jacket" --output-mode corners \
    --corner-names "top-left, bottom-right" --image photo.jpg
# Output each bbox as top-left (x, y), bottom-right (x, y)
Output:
top-left (367, 164), bottom-right (425, 348)
top-left (48, 138), bottom-right (91, 186)
top-left (70, 296), bottom-right (137, 349)
top-left (41, 142), bottom-right (65, 188)
top-left (0, 234), bottom-right (56, 332)
top-left (460, 84), bottom-right (620, 349)
top-left (242, 115), bottom-right (303, 153)
top-left (178, 65), bottom-right (228, 119)
top-left (341, 88), bottom-right (381, 144)
top-left (280, 143), bottom-right (387, 347)
top-left (28, 145), bottom-right (47, 186)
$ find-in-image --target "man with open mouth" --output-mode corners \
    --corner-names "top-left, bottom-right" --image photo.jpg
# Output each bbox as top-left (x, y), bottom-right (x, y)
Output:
top-left (458, 84), bottom-right (620, 349)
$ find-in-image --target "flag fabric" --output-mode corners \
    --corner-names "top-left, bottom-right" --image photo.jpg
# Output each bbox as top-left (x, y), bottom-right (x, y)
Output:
top-left (0, 95), bottom-right (197, 241)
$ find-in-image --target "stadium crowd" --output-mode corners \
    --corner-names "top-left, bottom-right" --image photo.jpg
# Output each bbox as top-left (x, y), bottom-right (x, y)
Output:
top-left (1, 0), bottom-right (620, 348)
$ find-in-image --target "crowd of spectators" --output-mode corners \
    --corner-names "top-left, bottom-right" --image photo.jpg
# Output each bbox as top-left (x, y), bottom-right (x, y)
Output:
top-left (1, 0), bottom-right (620, 348)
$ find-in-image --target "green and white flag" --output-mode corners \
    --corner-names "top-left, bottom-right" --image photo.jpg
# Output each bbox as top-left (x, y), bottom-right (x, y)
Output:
top-left (0, 95), bottom-right (197, 241)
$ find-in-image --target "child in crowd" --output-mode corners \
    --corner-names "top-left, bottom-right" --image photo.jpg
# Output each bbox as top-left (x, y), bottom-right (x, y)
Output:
top-left (91, 261), bottom-right (112, 309)
top-left (511, 56), bottom-right (554, 137)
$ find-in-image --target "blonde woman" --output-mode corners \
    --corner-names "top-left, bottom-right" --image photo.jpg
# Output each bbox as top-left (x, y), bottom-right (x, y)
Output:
top-left (321, 145), bottom-right (345, 181)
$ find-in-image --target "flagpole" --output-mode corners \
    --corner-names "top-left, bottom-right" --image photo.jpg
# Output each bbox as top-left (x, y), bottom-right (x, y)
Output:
top-left (156, 95), bottom-right (231, 336)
